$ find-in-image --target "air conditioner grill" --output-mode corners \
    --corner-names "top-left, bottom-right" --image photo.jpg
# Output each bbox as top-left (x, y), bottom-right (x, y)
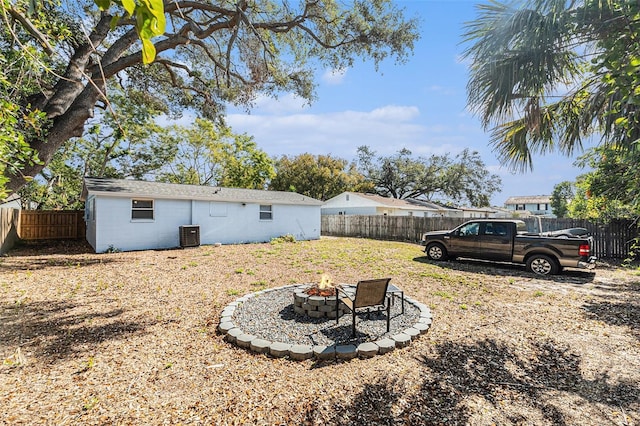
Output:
top-left (179, 225), bottom-right (200, 248)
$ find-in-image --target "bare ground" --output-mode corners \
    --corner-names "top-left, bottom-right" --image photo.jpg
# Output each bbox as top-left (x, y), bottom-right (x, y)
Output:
top-left (1, 237), bottom-right (639, 425)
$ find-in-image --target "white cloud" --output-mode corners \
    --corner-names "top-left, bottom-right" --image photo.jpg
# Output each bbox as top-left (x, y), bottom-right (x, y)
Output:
top-left (249, 93), bottom-right (311, 114)
top-left (227, 105), bottom-right (428, 160)
top-left (322, 68), bottom-right (347, 85)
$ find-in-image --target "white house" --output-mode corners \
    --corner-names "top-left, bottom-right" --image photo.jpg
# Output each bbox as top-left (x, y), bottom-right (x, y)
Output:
top-left (81, 177), bottom-right (323, 253)
top-left (504, 195), bottom-right (554, 217)
top-left (321, 192), bottom-right (447, 217)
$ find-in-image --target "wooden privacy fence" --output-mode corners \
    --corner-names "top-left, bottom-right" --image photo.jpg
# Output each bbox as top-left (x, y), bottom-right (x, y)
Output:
top-left (0, 208), bottom-right (20, 254)
top-left (321, 215), bottom-right (640, 260)
top-left (19, 210), bottom-right (85, 240)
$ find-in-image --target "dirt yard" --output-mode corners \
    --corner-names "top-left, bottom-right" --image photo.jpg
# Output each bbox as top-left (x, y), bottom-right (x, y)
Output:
top-left (1, 237), bottom-right (638, 425)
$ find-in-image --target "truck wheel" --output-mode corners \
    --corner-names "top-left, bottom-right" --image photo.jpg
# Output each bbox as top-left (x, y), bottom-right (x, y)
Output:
top-left (526, 255), bottom-right (559, 276)
top-left (426, 243), bottom-right (448, 261)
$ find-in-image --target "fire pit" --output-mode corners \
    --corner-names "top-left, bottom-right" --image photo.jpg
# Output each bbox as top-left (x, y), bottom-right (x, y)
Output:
top-left (293, 275), bottom-right (345, 319)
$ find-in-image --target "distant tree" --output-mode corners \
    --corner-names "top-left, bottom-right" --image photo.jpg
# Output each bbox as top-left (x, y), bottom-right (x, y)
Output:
top-left (216, 135), bottom-right (276, 189)
top-left (270, 154), bottom-right (371, 200)
top-left (550, 181), bottom-right (574, 218)
top-left (17, 144), bottom-right (85, 210)
top-left (567, 147), bottom-right (639, 220)
top-left (156, 119), bottom-right (274, 189)
top-left (356, 146), bottom-right (501, 207)
top-left (578, 146), bottom-right (640, 216)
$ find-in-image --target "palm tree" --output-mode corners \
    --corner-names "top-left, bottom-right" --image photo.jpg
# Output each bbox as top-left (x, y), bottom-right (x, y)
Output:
top-left (463, 0), bottom-right (640, 172)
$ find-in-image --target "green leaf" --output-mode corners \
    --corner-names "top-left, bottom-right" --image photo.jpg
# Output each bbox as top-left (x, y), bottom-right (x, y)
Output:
top-left (141, 38), bottom-right (156, 65)
top-left (110, 15), bottom-right (121, 31)
top-left (122, 0), bottom-right (136, 16)
top-left (93, 0), bottom-right (112, 11)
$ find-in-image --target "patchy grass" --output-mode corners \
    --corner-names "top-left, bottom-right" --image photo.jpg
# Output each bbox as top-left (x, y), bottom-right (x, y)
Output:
top-left (0, 236), bottom-right (638, 425)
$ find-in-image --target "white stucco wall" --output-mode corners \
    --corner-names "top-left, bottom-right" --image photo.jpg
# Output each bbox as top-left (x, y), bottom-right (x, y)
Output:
top-left (90, 196), bottom-right (320, 253)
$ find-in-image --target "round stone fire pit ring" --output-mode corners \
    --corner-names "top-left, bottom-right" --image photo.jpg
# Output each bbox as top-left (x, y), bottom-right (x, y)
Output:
top-left (218, 284), bottom-right (433, 361)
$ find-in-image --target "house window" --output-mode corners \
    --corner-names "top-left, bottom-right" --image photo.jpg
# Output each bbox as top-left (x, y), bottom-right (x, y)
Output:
top-left (132, 199), bottom-right (154, 220)
top-left (346, 194), bottom-right (350, 201)
top-left (516, 204), bottom-right (525, 211)
top-left (259, 205), bottom-right (272, 220)
top-left (408, 212), bottom-right (413, 217)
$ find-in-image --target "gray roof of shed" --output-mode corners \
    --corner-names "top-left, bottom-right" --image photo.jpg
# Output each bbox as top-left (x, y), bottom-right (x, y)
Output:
top-left (82, 178), bottom-right (323, 206)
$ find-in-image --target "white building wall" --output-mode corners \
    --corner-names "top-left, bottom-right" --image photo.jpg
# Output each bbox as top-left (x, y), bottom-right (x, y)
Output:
top-left (323, 193), bottom-right (382, 210)
top-left (93, 197), bottom-right (191, 253)
top-left (92, 196), bottom-right (320, 253)
top-left (192, 201), bottom-right (320, 245)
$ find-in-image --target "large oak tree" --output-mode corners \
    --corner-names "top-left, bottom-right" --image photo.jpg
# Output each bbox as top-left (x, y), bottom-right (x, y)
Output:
top-left (1, 0), bottom-right (418, 195)
top-left (356, 146), bottom-right (502, 207)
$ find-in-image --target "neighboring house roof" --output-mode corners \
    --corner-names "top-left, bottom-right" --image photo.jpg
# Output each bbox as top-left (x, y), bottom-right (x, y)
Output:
top-left (331, 192), bottom-right (439, 211)
top-left (504, 195), bottom-right (551, 205)
top-left (406, 198), bottom-right (459, 212)
top-left (82, 177), bottom-right (323, 206)
top-left (458, 206), bottom-right (497, 213)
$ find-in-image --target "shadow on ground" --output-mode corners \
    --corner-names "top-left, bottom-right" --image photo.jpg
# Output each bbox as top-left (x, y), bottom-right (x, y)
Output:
top-left (303, 338), bottom-right (639, 425)
top-left (0, 240), bottom-right (120, 271)
top-left (1, 300), bottom-right (155, 363)
top-left (412, 256), bottom-right (596, 284)
top-left (583, 298), bottom-right (640, 340)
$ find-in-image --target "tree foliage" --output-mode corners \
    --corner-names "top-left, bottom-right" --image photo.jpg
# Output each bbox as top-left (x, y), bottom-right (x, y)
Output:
top-left (464, 0), bottom-right (640, 216)
top-left (356, 146), bottom-right (501, 207)
top-left (17, 85), bottom-right (172, 208)
top-left (269, 153), bottom-right (371, 200)
top-left (465, 0), bottom-right (640, 166)
top-left (550, 181), bottom-right (573, 218)
top-left (567, 146), bottom-right (640, 219)
top-left (155, 118), bottom-right (274, 189)
top-left (1, 0), bottom-right (419, 196)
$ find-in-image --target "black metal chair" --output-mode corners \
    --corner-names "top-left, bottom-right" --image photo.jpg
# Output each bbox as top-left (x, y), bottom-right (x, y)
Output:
top-left (335, 278), bottom-right (391, 337)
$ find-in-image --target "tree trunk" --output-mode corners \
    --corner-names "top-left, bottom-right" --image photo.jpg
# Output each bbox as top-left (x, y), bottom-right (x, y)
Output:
top-left (7, 14), bottom-right (137, 195)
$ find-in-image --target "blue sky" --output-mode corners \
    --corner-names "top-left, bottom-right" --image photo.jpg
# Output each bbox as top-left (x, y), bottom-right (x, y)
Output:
top-left (224, 0), bottom-right (593, 206)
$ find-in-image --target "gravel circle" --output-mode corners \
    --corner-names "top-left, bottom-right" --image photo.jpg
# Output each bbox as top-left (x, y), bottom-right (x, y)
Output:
top-left (229, 285), bottom-right (423, 346)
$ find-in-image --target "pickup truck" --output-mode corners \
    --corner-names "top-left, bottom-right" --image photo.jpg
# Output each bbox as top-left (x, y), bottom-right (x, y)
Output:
top-left (420, 219), bottom-right (597, 276)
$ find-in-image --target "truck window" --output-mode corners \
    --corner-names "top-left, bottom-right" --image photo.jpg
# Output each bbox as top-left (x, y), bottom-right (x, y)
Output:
top-left (493, 223), bottom-right (508, 236)
top-left (458, 222), bottom-right (479, 236)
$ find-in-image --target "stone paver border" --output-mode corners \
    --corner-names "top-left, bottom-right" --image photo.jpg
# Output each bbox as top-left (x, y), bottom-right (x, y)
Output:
top-left (218, 284), bottom-right (432, 361)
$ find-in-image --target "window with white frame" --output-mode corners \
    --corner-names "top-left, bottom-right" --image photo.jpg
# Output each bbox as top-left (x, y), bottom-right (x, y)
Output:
top-left (132, 199), bottom-right (154, 220)
top-left (259, 205), bottom-right (272, 220)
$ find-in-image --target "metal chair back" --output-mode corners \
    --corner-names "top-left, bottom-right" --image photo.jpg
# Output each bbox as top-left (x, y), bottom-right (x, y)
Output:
top-left (353, 278), bottom-right (390, 308)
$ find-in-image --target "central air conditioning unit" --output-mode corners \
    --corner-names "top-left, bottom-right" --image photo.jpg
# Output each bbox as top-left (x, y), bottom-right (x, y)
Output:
top-left (179, 225), bottom-right (200, 248)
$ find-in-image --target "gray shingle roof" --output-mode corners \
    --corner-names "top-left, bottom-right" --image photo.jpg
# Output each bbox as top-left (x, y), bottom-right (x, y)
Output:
top-left (504, 195), bottom-right (551, 205)
top-left (82, 178), bottom-right (323, 206)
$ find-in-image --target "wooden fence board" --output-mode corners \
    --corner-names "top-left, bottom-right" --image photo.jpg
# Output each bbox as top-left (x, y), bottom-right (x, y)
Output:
top-left (0, 208), bottom-right (20, 254)
top-left (19, 210), bottom-right (85, 240)
top-left (321, 215), bottom-right (639, 260)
